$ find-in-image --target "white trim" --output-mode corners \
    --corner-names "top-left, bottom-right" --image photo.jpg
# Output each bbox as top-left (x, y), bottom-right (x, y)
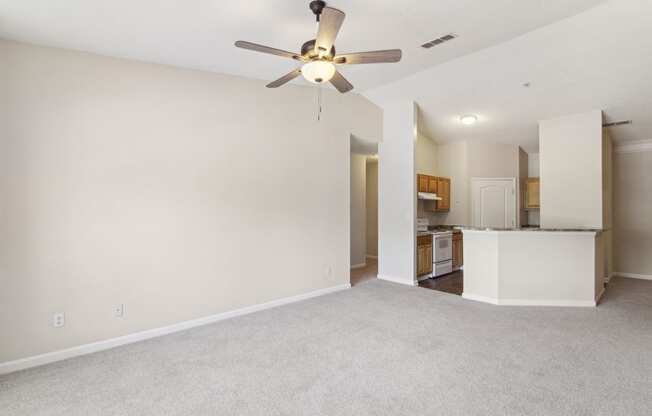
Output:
top-left (462, 292), bottom-right (596, 307)
top-left (462, 293), bottom-right (499, 305)
top-left (365, 254), bottom-right (378, 259)
top-left (0, 283), bottom-right (351, 375)
top-left (615, 140), bottom-right (652, 154)
top-left (351, 262), bottom-right (367, 269)
top-left (613, 272), bottom-right (652, 280)
top-left (377, 274), bottom-right (418, 286)
top-left (605, 272), bottom-right (614, 283)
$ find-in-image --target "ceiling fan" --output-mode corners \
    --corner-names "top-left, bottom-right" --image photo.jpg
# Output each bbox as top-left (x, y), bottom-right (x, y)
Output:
top-left (234, 0), bottom-right (402, 93)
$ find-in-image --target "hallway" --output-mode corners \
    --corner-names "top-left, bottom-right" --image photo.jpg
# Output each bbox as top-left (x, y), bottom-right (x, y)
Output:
top-left (351, 257), bottom-right (377, 286)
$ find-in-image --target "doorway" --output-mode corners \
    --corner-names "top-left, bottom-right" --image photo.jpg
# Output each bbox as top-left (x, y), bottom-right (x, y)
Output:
top-left (471, 178), bottom-right (517, 228)
top-left (350, 135), bottom-right (379, 286)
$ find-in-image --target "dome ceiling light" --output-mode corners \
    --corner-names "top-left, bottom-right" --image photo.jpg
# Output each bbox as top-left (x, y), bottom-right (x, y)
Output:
top-left (460, 115), bottom-right (478, 125)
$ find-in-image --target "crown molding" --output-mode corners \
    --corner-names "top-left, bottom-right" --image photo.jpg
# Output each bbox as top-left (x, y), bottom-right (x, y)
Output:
top-left (615, 140), bottom-right (652, 154)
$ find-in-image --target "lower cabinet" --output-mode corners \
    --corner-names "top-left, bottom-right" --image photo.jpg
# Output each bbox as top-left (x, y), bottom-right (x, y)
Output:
top-left (452, 232), bottom-right (463, 269)
top-left (417, 235), bottom-right (433, 277)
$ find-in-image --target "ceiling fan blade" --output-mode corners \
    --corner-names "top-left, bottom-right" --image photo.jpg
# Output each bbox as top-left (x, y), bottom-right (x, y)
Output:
top-left (330, 70), bottom-right (353, 93)
top-left (235, 40), bottom-right (302, 61)
top-left (315, 7), bottom-right (345, 55)
top-left (266, 68), bottom-right (302, 88)
top-left (334, 49), bottom-right (402, 64)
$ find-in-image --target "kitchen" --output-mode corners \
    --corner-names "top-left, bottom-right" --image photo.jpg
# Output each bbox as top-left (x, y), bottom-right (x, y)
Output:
top-left (415, 174), bottom-right (464, 294)
top-left (413, 132), bottom-right (536, 295)
top-left (413, 110), bottom-right (611, 307)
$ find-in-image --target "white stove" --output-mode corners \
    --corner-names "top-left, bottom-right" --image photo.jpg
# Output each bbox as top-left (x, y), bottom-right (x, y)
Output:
top-left (432, 231), bottom-right (453, 277)
top-left (417, 218), bottom-right (453, 278)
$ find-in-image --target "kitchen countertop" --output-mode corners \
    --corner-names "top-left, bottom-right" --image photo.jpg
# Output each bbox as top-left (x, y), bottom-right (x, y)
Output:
top-left (418, 225), bottom-right (462, 236)
top-left (455, 225), bottom-right (602, 233)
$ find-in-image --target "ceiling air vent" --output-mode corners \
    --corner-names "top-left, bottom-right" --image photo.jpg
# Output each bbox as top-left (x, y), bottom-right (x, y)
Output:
top-left (421, 33), bottom-right (458, 49)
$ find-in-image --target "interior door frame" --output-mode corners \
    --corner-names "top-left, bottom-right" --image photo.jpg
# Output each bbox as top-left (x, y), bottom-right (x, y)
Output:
top-left (470, 177), bottom-right (517, 228)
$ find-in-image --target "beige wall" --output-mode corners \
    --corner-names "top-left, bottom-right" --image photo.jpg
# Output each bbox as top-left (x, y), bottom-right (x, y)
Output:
top-left (0, 40), bottom-right (382, 363)
top-left (467, 141), bottom-right (519, 179)
top-left (415, 132), bottom-right (439, 224)
top-left (350, 153), bottom-right (367, 267)
top-left (366, 160), bottom-right (378, 257)
top-left (435, 140), bottom-right (520, 226)
top-left (414, 134), bottom-right (528, 228)
top-left (539, 110), bottom-right (604, 229)
top-left (415, 133), bottom-right (438, 176)
top-left (434, 141), bottom-right (469, 225)
top-left (613, 150), bottom-right (652, 276)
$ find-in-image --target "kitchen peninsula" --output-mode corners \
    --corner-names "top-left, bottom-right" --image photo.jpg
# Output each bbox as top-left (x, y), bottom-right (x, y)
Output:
top-left (460, 227), bottom-right (605, 307)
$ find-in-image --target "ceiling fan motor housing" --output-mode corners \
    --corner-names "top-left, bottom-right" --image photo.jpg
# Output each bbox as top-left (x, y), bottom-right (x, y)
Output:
top-left (301, 39), bottom-right (335, 60)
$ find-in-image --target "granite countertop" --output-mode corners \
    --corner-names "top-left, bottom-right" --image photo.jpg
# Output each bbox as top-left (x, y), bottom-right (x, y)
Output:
top-left (454, 225), bottom-right (602, 233)
top-left (417, 226), bottom-right (461, 236)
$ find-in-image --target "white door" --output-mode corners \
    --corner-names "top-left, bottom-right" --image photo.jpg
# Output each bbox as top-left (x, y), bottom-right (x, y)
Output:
top-left (471, 178), bottom-right (516, 228)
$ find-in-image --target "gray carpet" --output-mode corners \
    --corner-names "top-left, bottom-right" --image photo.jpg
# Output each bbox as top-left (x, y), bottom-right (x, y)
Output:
top-left (2, 277), bottom-right (652, 416)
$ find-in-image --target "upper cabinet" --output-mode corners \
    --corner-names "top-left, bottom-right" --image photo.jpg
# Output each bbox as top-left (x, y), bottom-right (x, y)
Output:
top-left (436, 177), bottom-right (450, 211)
top-left (417, 174), bottom-right (451, 212)
top-left (525, 178), bottom-right (540, 209)
top-left (417, 174), bottom-right (429, 193)
top-left (428, 176), bottom-right (438, 194)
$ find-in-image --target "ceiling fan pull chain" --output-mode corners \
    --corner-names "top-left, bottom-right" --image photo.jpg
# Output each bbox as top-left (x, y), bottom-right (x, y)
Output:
top-left (317, 85), bottom-right (323, 121)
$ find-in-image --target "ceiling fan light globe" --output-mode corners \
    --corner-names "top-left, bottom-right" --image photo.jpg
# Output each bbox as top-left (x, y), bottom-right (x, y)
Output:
top-left (301, 60), bottom-right (336, 84)
top-left (460, 115), bottom-right (478, 125)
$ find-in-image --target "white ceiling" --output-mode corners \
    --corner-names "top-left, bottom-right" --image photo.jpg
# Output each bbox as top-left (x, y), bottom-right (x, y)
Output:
top-left (0, 0), bottom-right (604, 92)
top-left (364, 0), bottom-right (652, 153)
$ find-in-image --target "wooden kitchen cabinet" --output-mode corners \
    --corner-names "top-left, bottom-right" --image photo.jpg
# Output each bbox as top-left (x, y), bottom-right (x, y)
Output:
top-left (417, 174), bottom-right (429, 193)
top-left (452, 232), bottom-right (463, 269)
top-left (436, 177), bottom-right (451, 211)
top-left (417, 234), bottom-right (433, 277)
top-left (525, 178), bottom-right (540, 209)
top-left (428, 176), bottom-right (438, 194)
top-left (416, 174), bottom-right (451, 213)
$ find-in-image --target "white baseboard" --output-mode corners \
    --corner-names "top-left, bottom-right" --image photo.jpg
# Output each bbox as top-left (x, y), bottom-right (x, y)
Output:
top-left (365, 255), bottom-right (378, 259)
top-left (462, 293), bottom-right (499, 305)
top-left (351, 262), bottom-right (367, 270)
top-left (0, 283), bottom-right (351, 375)
top-left (605, 272), bottom-right (614, 283)
top-left (462, 292), bottom-right (596, 307)
top-left (377, 274), bottom-right (418, 286)
top-left (613, 272), bottom-right (652, 281)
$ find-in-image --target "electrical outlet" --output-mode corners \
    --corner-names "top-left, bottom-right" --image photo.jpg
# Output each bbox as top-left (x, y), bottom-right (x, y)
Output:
top-left (113, 304), bottom-right (125, 318)
top-left (52, 313), bottom-right (65, 328)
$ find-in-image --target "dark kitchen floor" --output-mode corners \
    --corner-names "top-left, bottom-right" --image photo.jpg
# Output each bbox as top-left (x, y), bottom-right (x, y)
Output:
top-left (419, 270), bottom-right (463, 295)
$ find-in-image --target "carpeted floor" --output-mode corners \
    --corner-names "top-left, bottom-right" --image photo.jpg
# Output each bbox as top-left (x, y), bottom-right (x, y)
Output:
top-left (2, 277), bottom-right (652, 415)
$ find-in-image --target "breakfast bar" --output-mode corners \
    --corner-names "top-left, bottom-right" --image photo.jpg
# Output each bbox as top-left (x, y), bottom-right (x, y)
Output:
top-left (459, 227), bottom-right (605, 307)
